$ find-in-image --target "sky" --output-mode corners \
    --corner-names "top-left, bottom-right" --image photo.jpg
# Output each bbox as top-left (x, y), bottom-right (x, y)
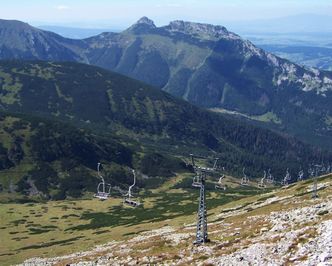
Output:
top-left (0, 0), bottom-right (331, 29)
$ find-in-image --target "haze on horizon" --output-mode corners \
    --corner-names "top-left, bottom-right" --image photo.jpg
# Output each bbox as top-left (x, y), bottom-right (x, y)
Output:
top-left (0, 0), bottom-right (331, 30)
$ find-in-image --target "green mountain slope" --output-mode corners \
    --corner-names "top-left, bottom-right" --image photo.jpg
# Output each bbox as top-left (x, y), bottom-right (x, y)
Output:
top-left (0, 60), bottom-right (331, 191)
top-left (83, 18), bottom-right (332, 149)
top-left (0, 19), bottom-right (85, 62)
top-left (0, 111), bottom-right (137, 200)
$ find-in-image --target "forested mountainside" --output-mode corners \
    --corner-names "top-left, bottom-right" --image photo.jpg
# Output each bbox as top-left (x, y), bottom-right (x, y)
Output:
top-left (0, 60), bottom-right (330, 200)
top-left (0, 18), bottom-right (331, 149)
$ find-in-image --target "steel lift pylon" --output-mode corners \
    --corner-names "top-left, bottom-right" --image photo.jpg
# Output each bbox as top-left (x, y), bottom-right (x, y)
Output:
top-left (195, 170), bottom-right (208, 244)
top-left (190, 154), bottom-right (218, 245)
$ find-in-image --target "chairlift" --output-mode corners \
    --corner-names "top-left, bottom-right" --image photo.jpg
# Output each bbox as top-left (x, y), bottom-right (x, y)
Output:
top-left (314, 164), bottom-right (322, 177)
top-left (215, 174), bottom-right (226, 190)
top-left (192, 173), bottom-right (202, 188)
top-left (320, 165), bottom-right (326, 173)
top-left (308, 165), bottom-right (315, 178)
top-left (258, 170), bottom-right (267, 188)
top-left (327, 164), bottom-right (331, 173)
top-left (241, 167), bottom-right (250, 186)
top-left (297, 169), bottom-right (304, 181)
top-left (94, 163), bottom-right (111, 200)
top-left (123, 169), bottom-right (140, 207)
top-left (281, 168), bottom-right (291, 186)
top-left (266, 168), bottom-right (274, 184)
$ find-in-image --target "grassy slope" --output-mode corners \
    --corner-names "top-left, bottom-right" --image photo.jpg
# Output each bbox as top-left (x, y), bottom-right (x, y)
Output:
top-left (1, 173), bottom-right (330, 265)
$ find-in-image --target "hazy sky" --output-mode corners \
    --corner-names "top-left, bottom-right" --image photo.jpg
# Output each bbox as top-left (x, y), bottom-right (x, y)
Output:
top-left (0, 0), bottom-right (331, 28)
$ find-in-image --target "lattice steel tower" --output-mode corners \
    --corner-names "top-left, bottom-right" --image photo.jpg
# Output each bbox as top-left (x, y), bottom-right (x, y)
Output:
top-left (195, 170), bottom-right (208, 244)
top-left (190, 154), bottom-right (218, 244)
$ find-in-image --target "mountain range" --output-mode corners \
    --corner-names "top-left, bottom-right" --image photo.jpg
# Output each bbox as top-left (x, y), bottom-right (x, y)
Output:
top-left (0, 17), bottom-right (331, 149)
top-left (1, 17), bottom-right (332, 199)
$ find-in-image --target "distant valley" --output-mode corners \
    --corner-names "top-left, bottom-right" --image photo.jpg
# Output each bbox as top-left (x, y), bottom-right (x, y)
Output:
top-left (258, 44), bottom-right (332, 71)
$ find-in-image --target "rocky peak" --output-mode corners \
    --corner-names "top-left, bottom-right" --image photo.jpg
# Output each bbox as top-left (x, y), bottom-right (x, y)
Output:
top-left (166, 20), bottom-right (233, 40)
top-left (134, 16), bottom-right (156, 28)
top-left (126, 16), bottom-right (156, 33)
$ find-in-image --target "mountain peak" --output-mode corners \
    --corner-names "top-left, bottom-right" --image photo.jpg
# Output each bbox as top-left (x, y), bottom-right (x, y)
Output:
top-left (126, 16), bottom-right (156, 33)
top-left (135, 16), bottom-right (156, 27)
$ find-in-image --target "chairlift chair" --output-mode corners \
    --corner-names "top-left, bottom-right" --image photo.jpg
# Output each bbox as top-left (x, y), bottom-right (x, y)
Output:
top-left (94, 163), bottom-right (111, 200)
top-left (314, 165), bottom-right (321, 177)
top-left (258, 170), bottom-right (267, 188)
top-left (192, 174), bottom-right (202, 188)
top-left (266, 168), bottom-right (274, 184)
top-left (241, 167), bottom-right (250, 186)
top-left (281, 168), bottom-right (291, 186)
top-left (327, 164), bottom-right (331, 173)
top-left (215, 174), bottom-right (226, 190)
top-left (308, 165), bottom-right (315, 178)
top-left (321, 165), bottom-right (326, 174)
top-left (123, 170), bottom-right (140, 207)
top-left (297, 169), bottom-right (304, 181)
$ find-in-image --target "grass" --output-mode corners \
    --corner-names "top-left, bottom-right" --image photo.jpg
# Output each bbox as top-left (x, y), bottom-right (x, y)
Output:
top-left (0, 173), bottom-right (330, 265)
top-left (250, 111), bottom-right (282, 124)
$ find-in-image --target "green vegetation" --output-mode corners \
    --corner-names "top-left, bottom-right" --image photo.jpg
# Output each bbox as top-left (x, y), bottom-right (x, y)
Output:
top-left (0, 173), bottom-right (330, 266)
top-left (0, 174), bottom-right (259, 265)
top-left (0, 61), bottom-right (331, 201)
top-left (0, 71), bottom-right (22, 105)
top-left (0, 19), bottom-right (332, 150)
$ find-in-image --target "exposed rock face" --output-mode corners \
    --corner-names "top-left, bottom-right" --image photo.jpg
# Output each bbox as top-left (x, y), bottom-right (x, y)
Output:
top-left (166, 20), bottom-right (233, 40)
top-left (135, 17), bottom-right (156, 28)
top-left (126, 17), bottom-right (157, 33)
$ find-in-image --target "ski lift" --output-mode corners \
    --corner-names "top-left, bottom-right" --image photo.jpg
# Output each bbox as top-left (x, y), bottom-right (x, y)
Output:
top-left (192, 173), bottom-right (202, 188)
top-left (314, 164), bottom-right (321, 177)
top-left (258, 170), bottom-right (267, 188)
top-left (312, 181), bottom-right (318, 199)
top-left (281, 168), bottom-right (291, 186)
top-left (94, 163), bottom-right (111, 200)
top-left (308, 165), bottom-right (315, 178)
top-left (297, 169), bottom-right (304, 181)
top-left (327, 164), bottom-right (331, 173)
top-left (215, 174), bottom-right (226, 190)
top-left (241, 167), bottom-right (250, 186)
top-left (266, 168), bottom-right (274, 184)
top-left (321, 165), bottom-right (326, 174)
top-left (123, 169), bottom-right (140, 207)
